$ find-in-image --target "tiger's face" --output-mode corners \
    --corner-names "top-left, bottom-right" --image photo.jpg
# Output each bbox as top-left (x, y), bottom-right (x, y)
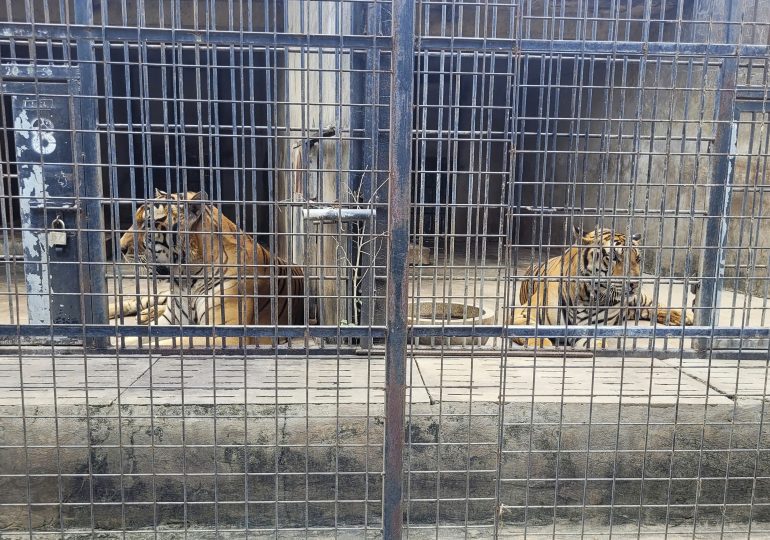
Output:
top-left (119, 190), bottom-right (205, 275)
top-left (578, 227), bottom-right (643, 303)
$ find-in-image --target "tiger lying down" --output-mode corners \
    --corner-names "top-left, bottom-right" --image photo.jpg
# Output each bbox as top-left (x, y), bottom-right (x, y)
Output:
top-left (510, 227), bottom-right (694, 347)
top-left (109, 190), bottom-right (308, 347)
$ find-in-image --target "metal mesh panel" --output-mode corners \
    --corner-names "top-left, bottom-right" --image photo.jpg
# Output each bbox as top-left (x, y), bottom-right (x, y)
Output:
top-left (0, 0), bottom-right (769, 538)
top-left (404, 0), bottom-right (770, 537)
top-left (0, 0), bottom-right (389, 536)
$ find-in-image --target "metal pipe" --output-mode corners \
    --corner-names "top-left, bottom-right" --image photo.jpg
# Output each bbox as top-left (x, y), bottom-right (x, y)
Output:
top-left (301, 208), bottom-right (376, 223)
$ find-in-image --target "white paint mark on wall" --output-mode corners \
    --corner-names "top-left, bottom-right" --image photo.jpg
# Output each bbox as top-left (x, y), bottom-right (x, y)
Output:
top-left (17, 162), bottom-right (51, 326)
top-left (15, 109), bottom-right (57, 155)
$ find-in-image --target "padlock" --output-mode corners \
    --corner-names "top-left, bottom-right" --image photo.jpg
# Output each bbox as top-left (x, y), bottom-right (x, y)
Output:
top-left (48, 216), bottom-right (67, 249)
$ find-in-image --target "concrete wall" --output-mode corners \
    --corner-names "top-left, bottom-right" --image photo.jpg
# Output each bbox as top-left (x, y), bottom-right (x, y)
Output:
top-left (496, 0), bottom-right (769, 302)
top-left (414, 0), bottom-right (693, 253)
top-left (726, 96), bottom-right (770, 298)
top-left (545, 52), bottom-right (718, 273)
top-left (545, 0), bottom-right (770, 293)
top-left (3, 400), bottom-right (770, 531)
top-left (416, 0), bottom-right (770, 299)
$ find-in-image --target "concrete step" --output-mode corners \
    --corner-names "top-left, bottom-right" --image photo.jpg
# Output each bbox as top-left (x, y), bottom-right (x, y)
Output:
top-left (1, 353), bottom-right (768, 532)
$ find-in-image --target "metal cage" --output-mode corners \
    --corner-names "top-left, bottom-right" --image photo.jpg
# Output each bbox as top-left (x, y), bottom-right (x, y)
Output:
top-left (1, 0), bottom-right (769, 537)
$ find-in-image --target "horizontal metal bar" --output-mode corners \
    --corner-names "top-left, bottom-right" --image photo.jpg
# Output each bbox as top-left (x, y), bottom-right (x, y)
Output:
top-left (736, 88), bottom-right (770, 101)
top-left (0, 324), bottom-right (387, 338)
top-left (736, 97), bottom-right (770, 111)
top-left (516, 206), bottom-right (709, 217)
top-left (27, 201), bottom-right (78, 211)
top-left (418, 37), bottom-right (770, 57)
top-left (0, 63), bottom-right (79, 80)
top-left (410, 325), bottom-right (770, 339)
top-left (302, 208), bottom-right (377, 223)
top-left (0, 23), bottom-right (391, 49)
top-left (5, 23), bottom-right (770, 58)
top-left (0, 325), bottom-right (766, 341)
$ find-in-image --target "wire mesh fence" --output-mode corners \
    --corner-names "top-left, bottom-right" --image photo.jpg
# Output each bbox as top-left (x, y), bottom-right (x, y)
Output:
top-left (0, 0), bottom-right (769, 537)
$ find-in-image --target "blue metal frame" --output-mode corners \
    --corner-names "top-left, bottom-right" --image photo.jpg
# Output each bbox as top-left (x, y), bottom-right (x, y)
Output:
top-left (2, 315), bottom-right (757, 347)
top-left (74, 0), bottom-right (109, 346)
top-left (693, 0), bottom-right (739, 352)
top-left (1, 46), bottom-right (107, 345)
top-left (5, 80), bottom-right (84, 342)
top-left (0, 323), bottom-right (764, 340)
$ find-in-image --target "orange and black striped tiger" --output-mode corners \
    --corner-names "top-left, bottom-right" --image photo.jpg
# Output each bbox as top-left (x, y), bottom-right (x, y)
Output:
top-left (510, 227), bottom-right (694, 347)
top-left (109, 190), bottom-right (308, 346)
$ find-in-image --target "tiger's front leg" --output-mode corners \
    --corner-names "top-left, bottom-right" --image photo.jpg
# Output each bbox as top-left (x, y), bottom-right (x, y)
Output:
top-left (109, 298), bottom-right (169, 323)
top-left (509, 306), bottom-right (554, 347)
top-left (108, 297), bottom-right (139, 319)
top-left (136, 302), bottom-right (168, 324)
top-left (108, 284), bottom-right (171, 323)
top-left (110, 305), bottom-right (173, 349)
top-left (633, 292), bottom-right (694, 326)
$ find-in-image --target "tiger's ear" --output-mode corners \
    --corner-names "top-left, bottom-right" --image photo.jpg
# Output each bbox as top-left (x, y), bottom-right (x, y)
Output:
top-left (572, 225), bottom-right (585, 242)
top-left (185, 191), bottom-right (209, 226)
top-left (572, 225), bottom-right (592, 245)
top-left (154, 189), bottom-right (168, 199)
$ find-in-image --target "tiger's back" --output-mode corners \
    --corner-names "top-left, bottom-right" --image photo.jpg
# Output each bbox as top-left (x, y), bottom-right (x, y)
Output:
top-left (249, 241), bottom-right (308, 327)
top-left (515, 248), bottom-right (583, 331)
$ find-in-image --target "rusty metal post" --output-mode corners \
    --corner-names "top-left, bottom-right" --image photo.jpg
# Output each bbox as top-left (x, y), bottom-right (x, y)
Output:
top-left (383, 0), bottom-right (415, 537)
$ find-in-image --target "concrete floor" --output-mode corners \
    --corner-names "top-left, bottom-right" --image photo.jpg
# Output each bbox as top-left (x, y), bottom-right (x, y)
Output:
top-left (1, 352), bottom-right (768, 408)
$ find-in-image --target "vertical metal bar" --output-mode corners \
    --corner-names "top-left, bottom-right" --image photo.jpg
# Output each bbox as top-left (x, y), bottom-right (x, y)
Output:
top-left (74, 0), bottom-right (108, 346)
top-left (350, 1), bottom-right (367, 333)
top-left (383, 0), bottom-right (414, 537)
top-left (358, 2), bottom-right (390, 342)
top-left (695, 0), bottom-right (739, 351)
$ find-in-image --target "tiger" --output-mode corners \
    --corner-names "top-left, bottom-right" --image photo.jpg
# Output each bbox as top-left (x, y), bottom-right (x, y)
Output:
top-left (509, 227), bottom-right (694, 347)
top-left (109, 190), bottom-right (308, 347)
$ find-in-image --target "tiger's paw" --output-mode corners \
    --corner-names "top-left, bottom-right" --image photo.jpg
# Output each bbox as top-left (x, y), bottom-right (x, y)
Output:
top-left (660, 309), bottom-right (691, 326)
top-left (138, 305), bottom-right (166, 324)
top-left (513, 337), bottom-right (554, 348)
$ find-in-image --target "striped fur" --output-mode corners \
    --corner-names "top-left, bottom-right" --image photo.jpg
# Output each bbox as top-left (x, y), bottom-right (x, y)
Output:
top-left (109, 190), bottom-right (307, 347)
top-left (510, 227), bottom-right (693, 347)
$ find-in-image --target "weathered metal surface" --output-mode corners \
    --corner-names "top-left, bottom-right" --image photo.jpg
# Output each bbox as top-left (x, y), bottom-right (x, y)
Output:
top-left (694, 0), bottom-right (740, 352)
top-left (10, 83), bottom-right (81, 329)
top-left (383, 0), bottom-right (415, 537)
top-left (74, 0), bottom-right (109, 344)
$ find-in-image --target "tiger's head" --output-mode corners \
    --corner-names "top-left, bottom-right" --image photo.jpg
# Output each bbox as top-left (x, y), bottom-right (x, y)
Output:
top-left (119, 190), bottom-right (212, 276)
top-left (575, 226), bottom-right (643, 303)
